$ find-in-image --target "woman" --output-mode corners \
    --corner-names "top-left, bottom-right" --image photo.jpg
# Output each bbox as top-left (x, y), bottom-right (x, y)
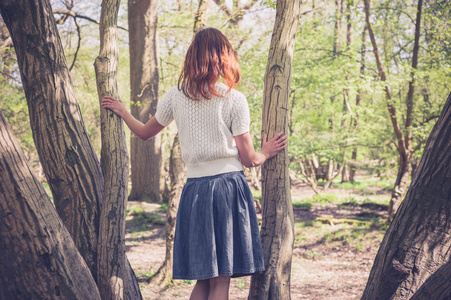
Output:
top-left (102, 27), bottom-right (287, 300)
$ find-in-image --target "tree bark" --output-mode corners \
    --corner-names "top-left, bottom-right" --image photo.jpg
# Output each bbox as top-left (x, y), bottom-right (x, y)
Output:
top-left (149, 134), bottom-right (185, 286)
top-left (340, 1), bottom-right (352, 183)
top-left (349, 25), bottom-right (367, 182)
top-left (410, 260), bottom-right (451, 300)
top-left (248, 0), bottom-right (301, 298)
top-left (361, 92), bottom-right (451, 299)
top-left (94, 0), bottom-right (129, 298)
top-left (193, 0), bottom-right (211, 33)
top-left (0, 110), bottom-right (101, 300)
top-left (128, 0), bottom-right (162, 203)
top-left (0, 0), bottom-right (103, 277)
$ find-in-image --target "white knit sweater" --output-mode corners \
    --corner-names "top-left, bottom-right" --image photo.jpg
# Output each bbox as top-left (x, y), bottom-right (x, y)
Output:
top-left (155, 83), bottom-right (250, 178)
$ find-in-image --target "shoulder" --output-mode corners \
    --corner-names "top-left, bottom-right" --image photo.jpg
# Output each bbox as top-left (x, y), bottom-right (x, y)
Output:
top-left (164, 86), bottom-right (182, 98)
top-left (159, 86), bottom-right (184, 106)
top-left (215, 83), bottom-right (247, 103)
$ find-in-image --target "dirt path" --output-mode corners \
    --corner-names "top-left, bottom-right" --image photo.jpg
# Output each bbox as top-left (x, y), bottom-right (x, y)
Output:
top-left (126, 183), bottom-right (388, 299)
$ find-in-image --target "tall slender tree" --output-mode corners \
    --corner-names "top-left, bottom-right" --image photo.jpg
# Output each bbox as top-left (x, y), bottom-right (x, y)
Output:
top-left (149, 135), bottom-right (185, 286)
top-left (150, 2), bottom-right (208, 284)
top-left (349, 25), bottom-right (367, 182)
top-left (363, 0), bottom-right (424, 220)
top-left (249, 0), bottom-right (301, 298)
top-left (128, 0), bottom-right (162, 203)
top-left (94, 0), bottom-right (129, 297)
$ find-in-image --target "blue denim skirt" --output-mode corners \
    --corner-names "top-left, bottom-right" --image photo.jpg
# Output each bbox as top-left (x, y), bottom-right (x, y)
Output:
top-left (172, 171), bottom-right (265, 280)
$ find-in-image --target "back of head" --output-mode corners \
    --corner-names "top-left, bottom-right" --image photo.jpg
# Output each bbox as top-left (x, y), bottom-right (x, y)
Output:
top-left (178, 28), bottom-right (241, 100)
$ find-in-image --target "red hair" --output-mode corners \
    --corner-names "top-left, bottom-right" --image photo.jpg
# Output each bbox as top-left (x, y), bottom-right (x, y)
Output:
top-left (178, 28), bottom-right (241, 100)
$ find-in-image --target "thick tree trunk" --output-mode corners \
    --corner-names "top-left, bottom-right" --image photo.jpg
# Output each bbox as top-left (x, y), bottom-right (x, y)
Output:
top-left (150, 134), bottom-right (185, 286)
top-left (361, 92), bottom-right (451, 299)
top-left (0, 110), bottom-right (101, 300)
top-left (94, 0), bottom-right (129, 298)
top-left (128, 0), bottom-right (161, 203)
top-left (0, 0), bottom-right (103, 277)
top-left (248, 0), bottom-right (301, 298)
top-left (410, 260), bottom-right (451, 300)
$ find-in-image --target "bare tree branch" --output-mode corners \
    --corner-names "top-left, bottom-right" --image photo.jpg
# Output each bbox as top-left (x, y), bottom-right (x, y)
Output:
top-left (53, 9), bottom-right (128, 31)
top-left (69, 17), bottom-right (81, 71)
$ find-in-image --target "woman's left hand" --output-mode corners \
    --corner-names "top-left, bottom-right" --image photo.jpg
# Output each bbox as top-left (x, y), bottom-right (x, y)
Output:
top-left (102, 96), bottom-right (127, 118)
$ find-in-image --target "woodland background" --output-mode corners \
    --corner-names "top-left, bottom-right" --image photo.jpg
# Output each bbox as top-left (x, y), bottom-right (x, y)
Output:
top-left (2, 0), bottom-right (449, 192)
top-left (1, 0), bottom-right (451, 299)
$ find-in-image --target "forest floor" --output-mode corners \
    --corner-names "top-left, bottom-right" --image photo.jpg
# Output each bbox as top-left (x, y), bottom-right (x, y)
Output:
top-left (125, 173), bottom-right (391, 299)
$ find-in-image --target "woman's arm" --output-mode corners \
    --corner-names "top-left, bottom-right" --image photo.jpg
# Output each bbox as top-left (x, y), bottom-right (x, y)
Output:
top-left (101, 96), bottom-right (165, 141)
top-left (234, 132), bottom-right (287, 168)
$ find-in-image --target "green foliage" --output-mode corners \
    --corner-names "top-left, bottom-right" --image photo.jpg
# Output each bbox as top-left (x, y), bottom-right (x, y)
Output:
top-left (235, 279), bottom-right (247, 289)
top-left (292, 202), bottom-right (313, 210)
top-left (310, 193), bottom-right (338, 204)
top-left (2, 0), bottom-right (450, 199)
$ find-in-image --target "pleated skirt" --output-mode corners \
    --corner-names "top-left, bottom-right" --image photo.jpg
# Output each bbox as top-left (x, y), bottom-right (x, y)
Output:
top-left (172, 171), bottom-right (265, 280)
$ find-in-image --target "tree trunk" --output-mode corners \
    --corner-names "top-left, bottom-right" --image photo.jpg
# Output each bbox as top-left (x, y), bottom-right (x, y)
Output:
top-left (410, 260), bottom-right (451, 300)
top-left (332, 0), bottom-right (341, 56)
top-left (193, 0), bottom-right (211, 33)
top-left (128, 0), bottom-right (162, 203)
top-left (248, 0), bottom-right (301, 298)
top-left (149, 134), bottom-right (185, 286)
top-left (94, 0), bottom-right (129, 298)
top-left (0, 110), bottom-right (101, 300)
top-left (363, 0), bottom-right (411, 220)
top-left (340, 2), bottom-right (352, 183)
top-left (361, 92), bottom-right (451, 299)
top-left (388, 0), bottom-right (423, 220)
top-left (387, 154), bottom-right (411, 221)
top-left (0, 0), bottom-right (103, 277)
top-left (349, 25), bottom-right (367, 182)
top-left (341, 164), bottom-right (349, 182)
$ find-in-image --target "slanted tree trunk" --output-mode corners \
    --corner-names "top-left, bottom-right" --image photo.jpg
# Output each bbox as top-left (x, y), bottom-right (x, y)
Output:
top-left (410, 260), bottom-right (451, 299)
top-left (0, 0), bottom-right (103, 277)
top-left (128, 0), bottom-right (162, 203)
top-left (248, 0), bottom-right (301, 298)
top-left (94, 0), bottom-right (129, 298)
top-left (361, 91), bottom-right (451, 299)
top-left (150, 134), bottom-right (185, 286)
top-left (0, 110), bottom-right (101, 300)
top-left (363, 0), bottom-right (423, 220)
top-left (1, 0), bottom-right (142, 298)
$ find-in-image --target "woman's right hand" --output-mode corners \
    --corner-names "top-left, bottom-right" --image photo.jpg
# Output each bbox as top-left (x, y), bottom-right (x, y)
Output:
top-left (234, 132), bottom-right (287, 168)
top-left (101, 96), bottom-right (127, 118)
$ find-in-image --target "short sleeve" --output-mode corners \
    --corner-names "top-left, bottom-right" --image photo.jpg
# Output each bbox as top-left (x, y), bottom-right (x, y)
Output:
top-left (155, 89), bottom-right (174, 126)
top-left (231, 93), bottom-right (250, 136)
